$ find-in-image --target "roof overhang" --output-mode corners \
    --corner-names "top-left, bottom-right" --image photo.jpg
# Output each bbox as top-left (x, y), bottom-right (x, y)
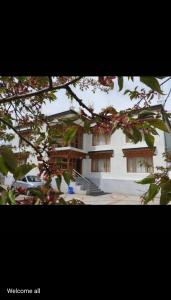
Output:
top-left (122, 147), bottom-right (156, 157)
top-left (88, 150), bottom-right (114, 158)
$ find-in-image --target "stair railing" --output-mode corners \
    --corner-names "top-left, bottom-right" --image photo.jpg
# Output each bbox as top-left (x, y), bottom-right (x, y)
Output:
top-left (73, 169), bottom-right (90, 185)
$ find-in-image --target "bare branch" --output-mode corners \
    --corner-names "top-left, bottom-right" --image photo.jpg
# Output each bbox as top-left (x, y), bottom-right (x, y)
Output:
top-left (65, 85), bottom-right (99, 118)
top-left (0, 76), bottom-right (83, 105)
top-left (65, 85), bottom-right (111, 123)
top-left (160, 77), bottom-right (171, 87)
top-left (164, 88), bottom-right (171, 107)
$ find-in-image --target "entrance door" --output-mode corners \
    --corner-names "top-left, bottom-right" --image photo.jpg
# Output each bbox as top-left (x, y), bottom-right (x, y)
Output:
top-left (75, 159), bottom-right (82, 174)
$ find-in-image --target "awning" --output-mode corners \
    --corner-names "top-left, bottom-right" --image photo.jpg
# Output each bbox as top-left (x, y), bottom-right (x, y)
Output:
top-left (122, 147), bottom-right (156, 158)
top-left (88, 150), bottom-right (113, 159)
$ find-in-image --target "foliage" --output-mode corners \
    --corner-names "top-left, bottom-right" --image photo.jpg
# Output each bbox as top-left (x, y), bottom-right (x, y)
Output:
top-left (138, 165), bottom-right (171, 205)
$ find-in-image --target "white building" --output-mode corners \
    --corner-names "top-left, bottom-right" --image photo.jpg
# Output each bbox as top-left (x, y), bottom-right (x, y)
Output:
top-left (2, 104), bottom-right (171, 196)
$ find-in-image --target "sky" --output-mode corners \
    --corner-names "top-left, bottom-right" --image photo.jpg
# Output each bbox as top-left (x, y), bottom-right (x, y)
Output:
top-left (41, 77), bottom-right (171, 116)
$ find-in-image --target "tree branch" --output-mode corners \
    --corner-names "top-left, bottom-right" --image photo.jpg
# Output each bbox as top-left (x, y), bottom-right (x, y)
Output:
top-left (0, 76), bottom-right (83, 105)
top-left (160, 77), bottom-right (171, 87)
top-left (65, 85), bottom-right (101, 118)
top-left (164, 88), bottom-right (171, 107)
top-left (0, 117), bottom-right (50, 175)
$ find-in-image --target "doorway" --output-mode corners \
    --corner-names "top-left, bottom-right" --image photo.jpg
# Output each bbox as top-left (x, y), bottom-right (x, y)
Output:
top-left (75, 159), bottom-right (82, 174)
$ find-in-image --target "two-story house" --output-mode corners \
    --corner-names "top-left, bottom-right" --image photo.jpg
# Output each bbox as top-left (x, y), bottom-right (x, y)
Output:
top-left (2, 105), bottom-right (171, 196)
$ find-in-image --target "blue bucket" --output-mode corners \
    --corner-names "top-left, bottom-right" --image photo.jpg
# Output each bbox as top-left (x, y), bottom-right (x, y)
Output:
top-left (68, 186), bottom-right (75, 194)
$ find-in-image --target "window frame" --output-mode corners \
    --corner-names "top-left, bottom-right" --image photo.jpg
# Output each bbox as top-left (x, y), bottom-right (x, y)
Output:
top-left (127, 156), bottom-right (154, 173)
top-left (92, 133), bottom-right (111, 146)
top-left (91, 157), bottom-right (111, 172)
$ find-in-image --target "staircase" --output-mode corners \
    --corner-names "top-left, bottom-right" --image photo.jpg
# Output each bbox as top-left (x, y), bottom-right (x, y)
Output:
top-left (72, 169), bottom-right (105, 196)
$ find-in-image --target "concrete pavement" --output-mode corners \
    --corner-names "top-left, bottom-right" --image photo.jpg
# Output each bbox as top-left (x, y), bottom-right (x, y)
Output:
top-left (63, 193), bottom-right (160, 205)
top-left (15, 192), bottom-right (161, 205)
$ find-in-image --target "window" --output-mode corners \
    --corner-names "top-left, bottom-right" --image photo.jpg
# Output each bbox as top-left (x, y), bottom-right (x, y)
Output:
top-left (91, 158), bottom-right (110, 172)
top-left (56, 158), bottom-right (68, 169)
top-left (21, 177), bottom-right (27, 182)
top-left (92, 133), bottom-right (110, 146)
top-left (26, 176), bottom-right (41, 182)
top-left (71, 132), bottom-right (83, 149)
top-left (127, 156), bottom-right (153, 173)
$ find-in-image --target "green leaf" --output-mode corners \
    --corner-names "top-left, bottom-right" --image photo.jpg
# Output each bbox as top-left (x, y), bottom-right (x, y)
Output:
top-left (144, 133), bottom-right (154, 148)
top-left (63, 171), bottom-right (72, 186)
top-left (0, 191), bottom-right (8, 205)
top-left (160, 192), bottom-right (171, 205)
top-left (55, 175), bottom-right (62, 191)
top-left (160, 180), bottom-right (171, 205)
top-left (144, 183), bottom-right (160, 204)
top-left (132, 127), bottom-right (142, 142)
top-left (14, 164), bottom-right (36, 180)
top-left (147, 119), bottom-right (169, 132)
top-left (8, 191), bottom-right (16, 205)
top-left (84, 121), bottom-right (91, 133)
top-left (123, 129), bottom-right (134, 142)
top-left (136, 174), bottom-right (155, 184)
top-left (63, 127), bottom-right (77, 146)
top-left (140, 76), bottom-right (163, 94)
top-left (0, 156), bottom-right (9, 176)
top-left (124, 89), bottom-right (130, 95)
top-left (0, 190), bottom-right (16, 205)
top-left (0, 148), bottom-right (17, 174)
top-left (57, 197), bottom-right (67, 205)
top-left (16, 76), bottom-right (27, 81)
top-left (138, 110), bottom-right (156, 118)
top-left (118, 77), bottom-right (123, 91)
top-left (29, 188), bottom-right (43, 199)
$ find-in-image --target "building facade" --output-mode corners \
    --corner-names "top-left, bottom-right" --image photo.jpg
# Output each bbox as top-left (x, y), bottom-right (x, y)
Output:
top-left (2, 105), bottom-right (171, 196)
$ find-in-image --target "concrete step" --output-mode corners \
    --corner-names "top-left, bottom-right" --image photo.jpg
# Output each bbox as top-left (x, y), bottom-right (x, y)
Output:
top-left (86, 191), bottom-right (105, 196)
top-left (80, 184), bottom-right (98, 190)
top-left (73, 175), bottom-right (105, 196)
top-left (87, 189), bottom-right (101, 192)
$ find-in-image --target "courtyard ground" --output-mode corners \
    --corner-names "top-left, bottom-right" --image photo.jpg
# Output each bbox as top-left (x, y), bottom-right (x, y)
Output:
top-left (15, 192), bottom-right (161, 205)
top-left (63, 193), bottom-right (160, 205)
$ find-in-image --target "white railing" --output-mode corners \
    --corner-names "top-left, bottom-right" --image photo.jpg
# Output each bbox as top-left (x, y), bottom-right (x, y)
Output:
top-left (72, 169), bottom-right (90, 185)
